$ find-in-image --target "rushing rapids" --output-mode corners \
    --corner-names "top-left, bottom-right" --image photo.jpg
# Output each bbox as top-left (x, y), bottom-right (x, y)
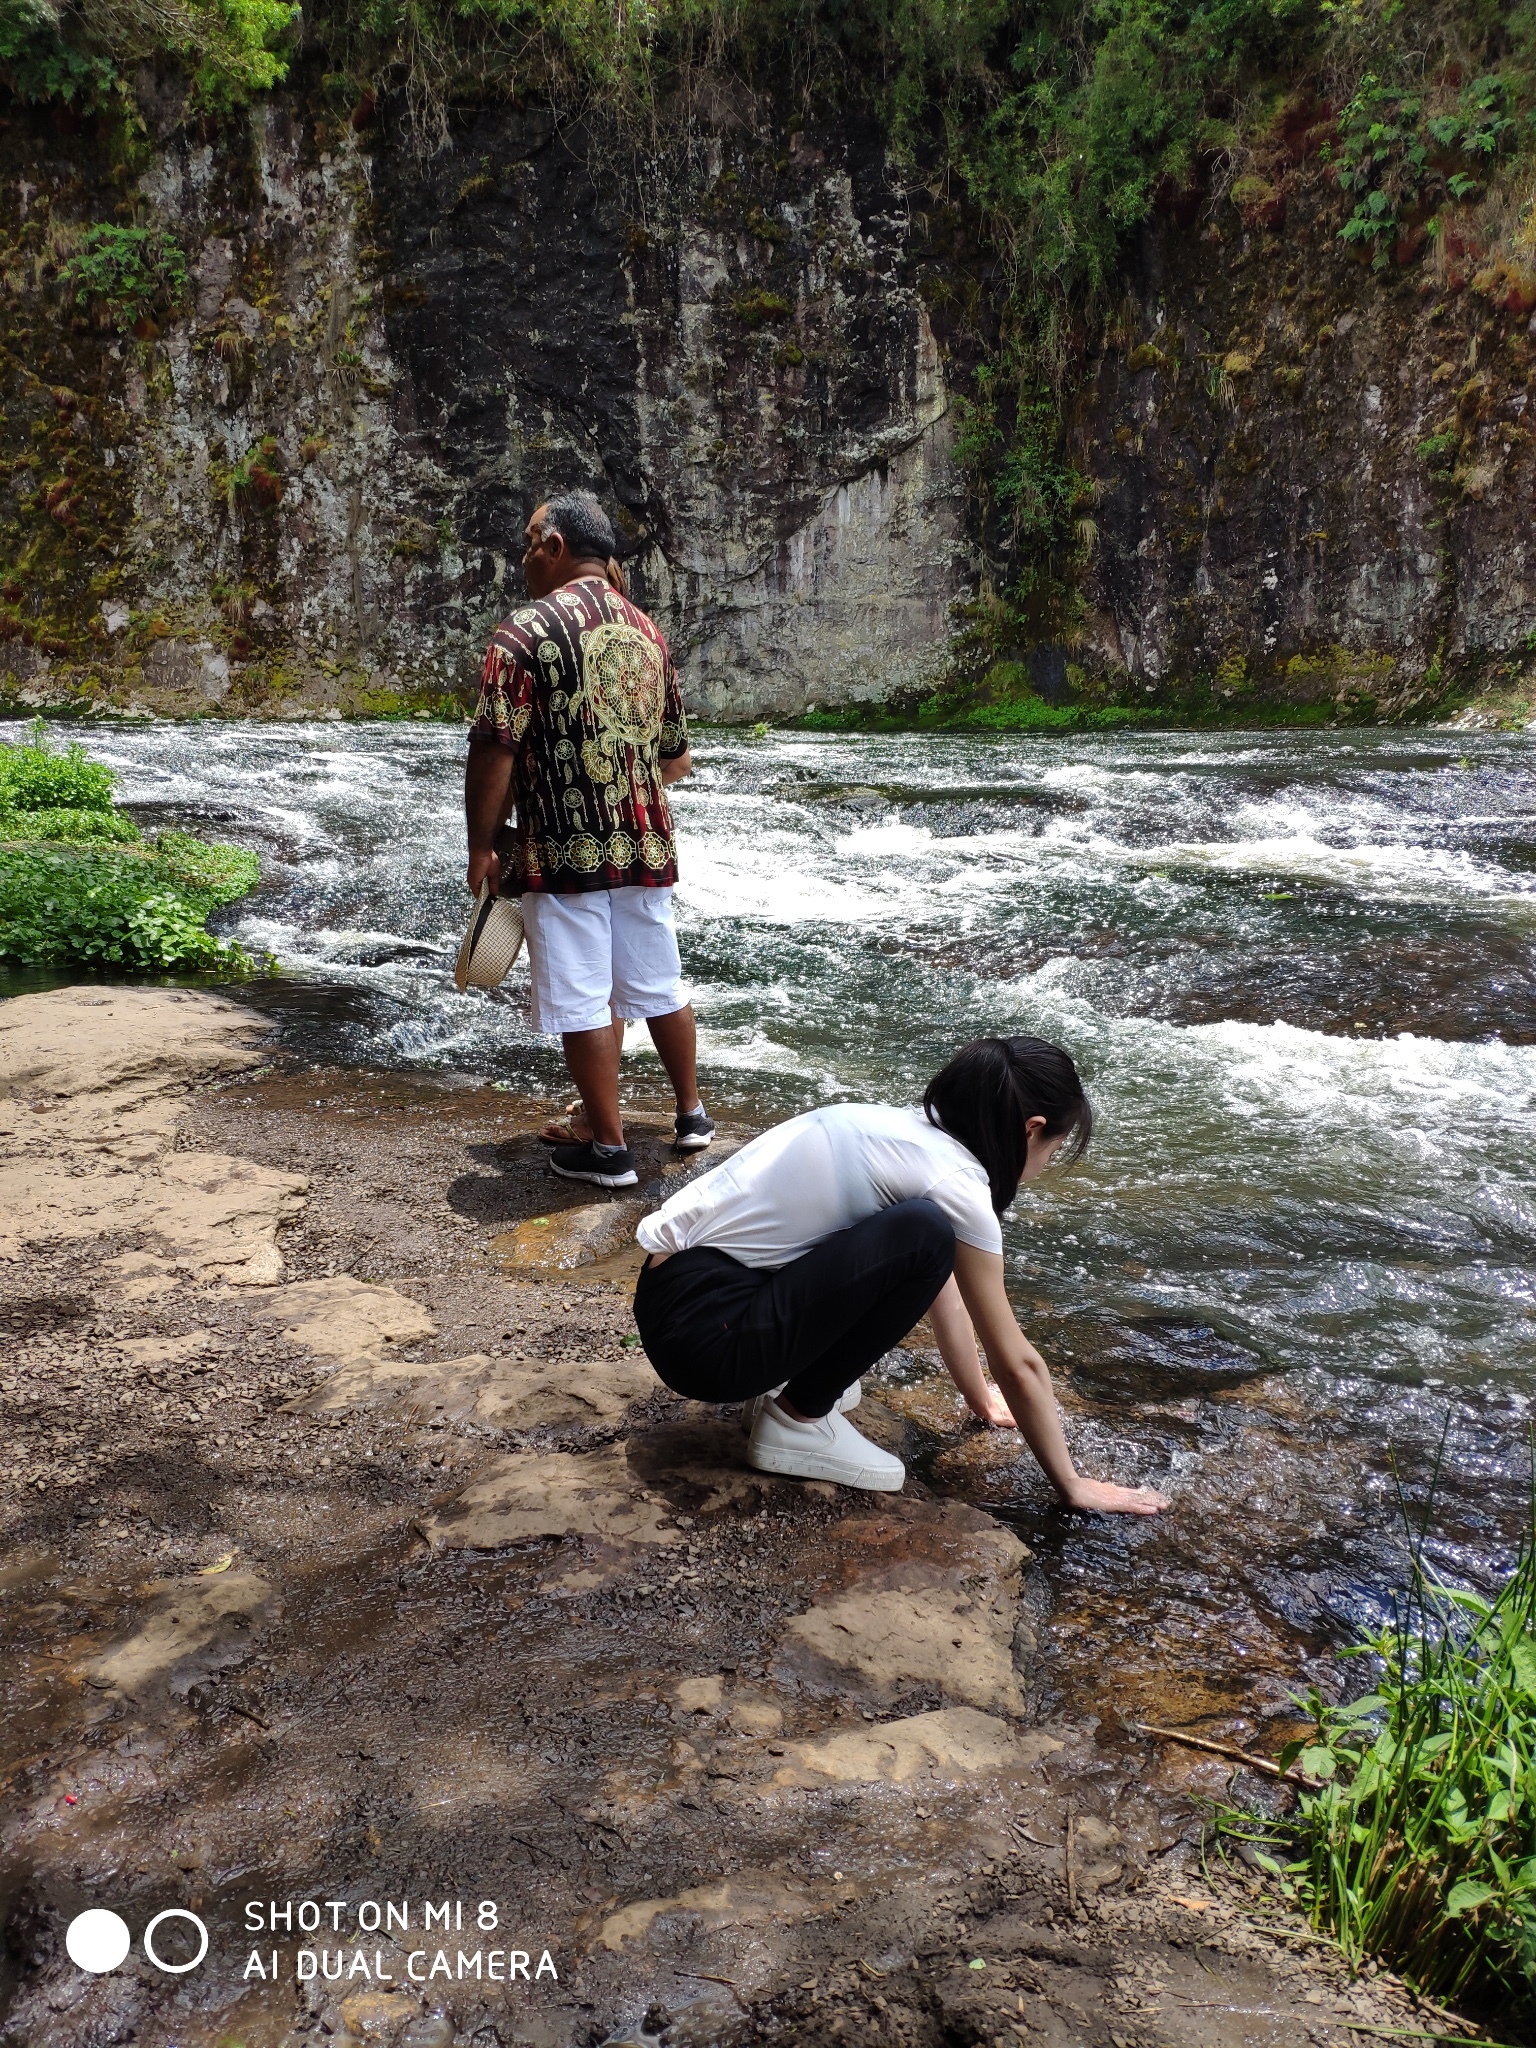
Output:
top-left (6, 714), bottom-right (1534, 1731)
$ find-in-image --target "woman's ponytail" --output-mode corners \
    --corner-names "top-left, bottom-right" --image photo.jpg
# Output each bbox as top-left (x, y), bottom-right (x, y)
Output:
top-left (605, 555), bottom-right (629, 598)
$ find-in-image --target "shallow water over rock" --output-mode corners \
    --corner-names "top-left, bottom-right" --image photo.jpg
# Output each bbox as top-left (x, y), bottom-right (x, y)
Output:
top-left (6, 716), bottom-right (1535, 1746)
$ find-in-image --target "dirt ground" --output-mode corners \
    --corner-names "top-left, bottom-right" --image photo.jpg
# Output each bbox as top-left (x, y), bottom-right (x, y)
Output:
top-left (0, 989), bottom-right (1485, 2048)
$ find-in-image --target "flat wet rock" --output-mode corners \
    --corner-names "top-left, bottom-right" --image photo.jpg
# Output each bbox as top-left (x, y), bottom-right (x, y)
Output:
top-left (418, 1445), bottom-right (685, 1558)
top-left (781, 1560), bottom-right (1028, 1715)
top-left (771, 1705), bottom-right (1056, 1785)
top-left (289, 1350), bottom-right (649, 1428)
top-left (83, 1567), bottom-right (276, 1701)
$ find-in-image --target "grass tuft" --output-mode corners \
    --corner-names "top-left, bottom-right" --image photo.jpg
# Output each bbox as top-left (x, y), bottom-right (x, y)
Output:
top-left (1233, 1472), bottom-right (1536, 2014)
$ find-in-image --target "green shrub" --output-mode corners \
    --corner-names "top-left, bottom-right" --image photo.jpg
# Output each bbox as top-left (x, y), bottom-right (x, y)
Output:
top-left (0, 725), bottom-right (261, 970)
top-left (0, 719), bottom-right (117, 813)
top-left (1232, 1510), bottom-right (1536, 2011)
top-left (0, 845), bottom-right (256, 972)
top-left (152, 828), bottom-right (261, 905)
top-left (0, 0), bottom-right (297, 112)
top-left (0, 805), bottom-right (141, 844)
top-left (60, 225), bottom-right (189, 332)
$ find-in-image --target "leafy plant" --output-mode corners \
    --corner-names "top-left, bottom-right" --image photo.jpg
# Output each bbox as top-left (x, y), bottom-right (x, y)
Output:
top-left (0, 845), bottom-right (256, 971)
top-left (152, 828), bottom-right (260, 905)
top-left (221, 437), bottom-right (285, 509)
top-left (1334, 70), bottom-right (1523, 270)
top-left (0, 719), bottom-right (117, 812)
top-left (0, 724), bottom-right (261, 970)
top-left (0, 805), bottom-right (141, 844)
top-left (1232, 1481), bottom-right (1536, 2009)
top-left (0, 0), bottom-right (297, 114)
top-left (60, 225), bottom-right (189, 332)
top-left (0, 0), bottom-right (116, 104)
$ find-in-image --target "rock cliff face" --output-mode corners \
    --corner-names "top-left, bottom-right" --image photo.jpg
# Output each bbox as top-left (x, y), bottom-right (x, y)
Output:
top-left (0, 89), bottom-right (965, 720)
top-left (1, 81), bottom-right (1532, 722)
top-left (1076, 156), bottom-right (1536, 715)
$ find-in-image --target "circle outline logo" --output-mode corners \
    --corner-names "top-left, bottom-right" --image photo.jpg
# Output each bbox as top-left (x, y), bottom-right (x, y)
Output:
top-left (142, 1908), bottom-right (209, 1974)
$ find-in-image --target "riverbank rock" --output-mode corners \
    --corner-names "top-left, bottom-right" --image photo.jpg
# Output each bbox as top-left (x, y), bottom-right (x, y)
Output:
top-left (83, 1568), bottom-right (276, 1700)
top-left (418, 1446), bottom-right (683, 1557)
top-left (777, 1512), bottom-right (1030, 1714)
top-left (771, 1706), bottom-right (1058, 1785)
top-left (248, 1276), bottom-right (437, 1360)
top-left (287, 1350), bottom-right (648, 1428)
top-left (0, 987), bottom-right (268, 1158)
top-left (494, 1198), bottom-right (649, 1274)
top-left (0, 987), bottom-right (304, 1283)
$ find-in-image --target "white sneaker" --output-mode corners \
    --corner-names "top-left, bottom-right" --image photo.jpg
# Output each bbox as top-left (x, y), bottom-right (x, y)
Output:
top-left (746, 1396), bottom-right (905, 1492)
top-left (740, 1379), bottom-right (862, 1433)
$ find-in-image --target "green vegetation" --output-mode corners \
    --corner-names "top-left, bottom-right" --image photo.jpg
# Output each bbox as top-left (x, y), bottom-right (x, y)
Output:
top-left (0, 0), bottom-right (299, 111)
top-left (1231, 1506), bottom-right (1536, 2014)
top-left (0, 804), bottom-right (141, 843)
top-left (0, 722), bottom-right (261, 972)
top-left (0, 719), bottom-right (117, 812)
top-left (60, 224), bottom-right (190, 333)
top-left (1333, 67), bottom-right (1522, 268)
top-left (2, 0), bottom-right (1533, 694)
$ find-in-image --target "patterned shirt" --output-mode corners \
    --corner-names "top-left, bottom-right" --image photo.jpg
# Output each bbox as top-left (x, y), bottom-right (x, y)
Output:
top-left (470, 575), bottom-right (689, 894)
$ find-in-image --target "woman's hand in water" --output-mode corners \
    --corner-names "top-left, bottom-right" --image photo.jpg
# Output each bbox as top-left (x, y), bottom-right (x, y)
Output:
top-left (1063, 1476), bottom-right (1170, 1516)
top-left (967, 1383), bottom-right (1018, 1428)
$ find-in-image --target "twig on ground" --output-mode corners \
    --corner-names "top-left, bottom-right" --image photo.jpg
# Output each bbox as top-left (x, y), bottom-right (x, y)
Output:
top-left (1064, 1804), bottom-right (1078, 1916)
top-left (671, 1968), bottom-right (748, 2007)
top-left (1133, 1720), bottom-right (1318, 1786)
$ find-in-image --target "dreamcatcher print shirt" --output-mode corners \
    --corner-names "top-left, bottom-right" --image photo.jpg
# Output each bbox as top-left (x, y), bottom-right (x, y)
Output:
top-left (470, 574), bottom-right (689, 893)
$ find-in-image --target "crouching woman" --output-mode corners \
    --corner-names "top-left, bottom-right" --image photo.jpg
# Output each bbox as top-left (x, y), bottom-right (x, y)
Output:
top-left (632, 1034), bottom-right (1168, 1513)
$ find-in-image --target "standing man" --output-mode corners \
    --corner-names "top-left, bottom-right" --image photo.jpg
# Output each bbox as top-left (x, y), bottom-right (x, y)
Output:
top-left (465, 490), bottom-right (713, 1188)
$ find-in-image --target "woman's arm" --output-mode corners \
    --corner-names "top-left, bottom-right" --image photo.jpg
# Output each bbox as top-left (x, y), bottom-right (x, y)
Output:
top-left (952, 1241), bottom-right (1169, 1515)
top-left (927, 1275), bottom-right (1016, 1427)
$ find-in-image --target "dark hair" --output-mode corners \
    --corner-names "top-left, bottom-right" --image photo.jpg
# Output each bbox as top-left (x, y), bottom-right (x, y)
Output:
top-left (923, 1035), bottom-right (1092, 1212)
top-left (537, 489), bottom-right (618, 564)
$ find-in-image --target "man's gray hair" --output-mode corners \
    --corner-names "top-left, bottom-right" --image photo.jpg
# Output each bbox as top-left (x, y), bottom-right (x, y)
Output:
top-left (536, 490), bottom-right (618, 562)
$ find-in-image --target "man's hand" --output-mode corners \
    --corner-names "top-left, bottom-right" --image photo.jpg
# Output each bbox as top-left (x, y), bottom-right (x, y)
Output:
top-left (464, 736), bottom-right (515, 898)
top-left (1062, 1476), bottom-right (1171, 1516)
top-left (466, 848), bottom-right (499, 899)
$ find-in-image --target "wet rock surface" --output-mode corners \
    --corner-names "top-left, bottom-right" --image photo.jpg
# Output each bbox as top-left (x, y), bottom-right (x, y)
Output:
top-left (0, 988), bottom-right (1443, 2046)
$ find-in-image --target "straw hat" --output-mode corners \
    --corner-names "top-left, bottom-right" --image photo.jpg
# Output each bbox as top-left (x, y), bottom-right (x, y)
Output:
top-left (454, 881), bottom-right (526, 991)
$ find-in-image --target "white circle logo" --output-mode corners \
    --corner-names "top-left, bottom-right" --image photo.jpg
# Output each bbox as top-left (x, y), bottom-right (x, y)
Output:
top-left (142, 1908), bottom-right (209, 1974)
top-left (65, 1910), bottom-right (131, 1974)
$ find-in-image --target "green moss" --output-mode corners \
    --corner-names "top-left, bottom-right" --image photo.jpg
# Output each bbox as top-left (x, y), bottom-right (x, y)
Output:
top-left (729, 287), bottom-right (792, 328)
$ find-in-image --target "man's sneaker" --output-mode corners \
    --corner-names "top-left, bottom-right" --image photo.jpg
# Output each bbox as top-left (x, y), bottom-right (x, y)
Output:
top-left (674, 1107), bottom-right (716, 1153)
top-left (741, 1380), bottom-right (862, 1433)
top-left (746, 1396), bottom-right (905, 1492)
top-left (548, 1139), bottom-right (639, 1189)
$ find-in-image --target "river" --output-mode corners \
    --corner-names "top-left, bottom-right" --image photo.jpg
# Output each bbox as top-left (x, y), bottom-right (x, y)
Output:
top-left (7, 714), bottom-right (1536, 1736)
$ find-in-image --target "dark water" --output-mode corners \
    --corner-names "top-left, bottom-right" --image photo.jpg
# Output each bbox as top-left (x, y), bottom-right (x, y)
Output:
top-left (7, 716), bottom-right (1535, 1731)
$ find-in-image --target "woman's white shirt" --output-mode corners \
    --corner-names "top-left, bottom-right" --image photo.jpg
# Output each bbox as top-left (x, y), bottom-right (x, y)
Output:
top-left (635, 1103), bottom-right (1002, 1269)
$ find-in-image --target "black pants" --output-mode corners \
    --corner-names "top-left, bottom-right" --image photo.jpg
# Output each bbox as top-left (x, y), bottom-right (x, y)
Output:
top-left (633, 1198), bottom-right (956, 1419)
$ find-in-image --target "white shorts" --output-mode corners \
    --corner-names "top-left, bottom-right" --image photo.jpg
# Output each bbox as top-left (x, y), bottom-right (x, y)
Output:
top-left (520, 886), bottom-right (688, 1037)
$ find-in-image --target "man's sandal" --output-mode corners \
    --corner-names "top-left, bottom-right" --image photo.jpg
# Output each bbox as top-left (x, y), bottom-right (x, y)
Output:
top-left (538, 1100), bottom-right (591, 1146)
